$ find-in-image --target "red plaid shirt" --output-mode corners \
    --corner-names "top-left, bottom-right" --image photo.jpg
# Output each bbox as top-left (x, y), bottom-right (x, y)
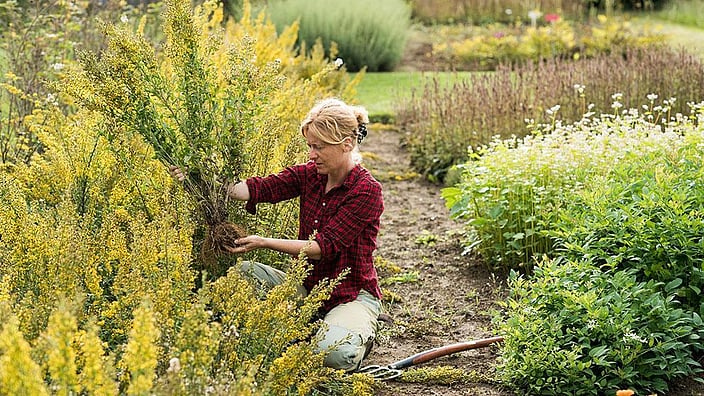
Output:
top-left (244, 161), bottom-right (384, 312)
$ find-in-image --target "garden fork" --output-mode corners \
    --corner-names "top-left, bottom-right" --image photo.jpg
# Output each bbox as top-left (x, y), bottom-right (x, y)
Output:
top-left (358, 336), bottom-right (503, 380)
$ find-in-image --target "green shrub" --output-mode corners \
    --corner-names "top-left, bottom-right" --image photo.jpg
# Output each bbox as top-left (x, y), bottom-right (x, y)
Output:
top-left (549, 128), bottom-right (704, 312)
top-left (267, 0), bottom-right (411, 72)
top-left (497, 257), bottom-right (704, 395)
top-left (442, 100), bottom-right (704, 273)
top-left (656, 0), bottom-right (704, 29)
top-left (399, 45), bottom-right (704, 181)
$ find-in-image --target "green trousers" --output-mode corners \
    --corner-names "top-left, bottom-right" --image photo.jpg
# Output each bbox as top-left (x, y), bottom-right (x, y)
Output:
top-left (240, 261), bottom-right (381, 372)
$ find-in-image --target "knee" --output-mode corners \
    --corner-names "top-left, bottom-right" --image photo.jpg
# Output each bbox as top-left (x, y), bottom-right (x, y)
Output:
top-left (319, 340), bottom-right (366, 372)
top-left (316, 325), bottom-right (370, 372)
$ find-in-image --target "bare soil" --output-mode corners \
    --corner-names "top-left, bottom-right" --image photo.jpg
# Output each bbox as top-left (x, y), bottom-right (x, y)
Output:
top-left (361, 126), bottom-right (513, 396)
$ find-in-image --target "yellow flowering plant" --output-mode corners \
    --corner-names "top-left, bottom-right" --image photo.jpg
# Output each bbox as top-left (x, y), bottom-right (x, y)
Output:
top-left (0, 0), bottom-right (376, 394)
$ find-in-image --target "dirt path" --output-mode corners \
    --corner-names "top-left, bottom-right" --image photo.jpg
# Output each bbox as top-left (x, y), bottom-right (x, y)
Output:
top-left (361, 126), bottom-right (513, 396)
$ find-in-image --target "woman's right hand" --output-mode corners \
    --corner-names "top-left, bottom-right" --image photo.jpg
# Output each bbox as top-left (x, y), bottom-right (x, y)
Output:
top-left (168, 165), bottom-right (186, 182)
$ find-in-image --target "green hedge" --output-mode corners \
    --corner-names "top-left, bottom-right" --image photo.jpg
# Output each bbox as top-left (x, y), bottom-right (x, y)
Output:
top-left (268, 0), bottom-right (411, 72)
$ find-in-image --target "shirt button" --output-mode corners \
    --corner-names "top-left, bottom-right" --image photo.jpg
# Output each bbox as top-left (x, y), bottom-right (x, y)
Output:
top-left (322, 202), bottom-right (326, 206)
top-left (314, 220), bottom-right (318, 224)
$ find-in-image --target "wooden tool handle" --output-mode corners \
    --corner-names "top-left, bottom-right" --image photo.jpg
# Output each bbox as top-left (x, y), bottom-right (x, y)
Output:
top-left (390, 336), bottom-right (504, 370)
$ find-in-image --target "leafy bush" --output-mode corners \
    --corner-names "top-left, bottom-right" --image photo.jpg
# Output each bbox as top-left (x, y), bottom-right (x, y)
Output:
top-left (399, 45), bottom-right (704, 181)
top-left (548, 128), bottom-right (704, 312)
top-left (497, 257), bottom-right (704, 395)
top-left (267, 0), bottom-right (411, 72)
top-left (443, 100), bottom-right (704, 273)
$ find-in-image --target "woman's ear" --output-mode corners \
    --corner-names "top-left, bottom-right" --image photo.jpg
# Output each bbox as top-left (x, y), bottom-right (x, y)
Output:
top-left (343, 137), bottom-right (354, 152)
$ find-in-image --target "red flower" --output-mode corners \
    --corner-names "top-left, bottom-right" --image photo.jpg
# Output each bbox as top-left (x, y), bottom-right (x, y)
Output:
top-left (545, 13), bottom-right (560, 23)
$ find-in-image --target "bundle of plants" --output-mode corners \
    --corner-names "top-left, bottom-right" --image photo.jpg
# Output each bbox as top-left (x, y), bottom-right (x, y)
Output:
top-left (59, 0), bottom-right (284, 271)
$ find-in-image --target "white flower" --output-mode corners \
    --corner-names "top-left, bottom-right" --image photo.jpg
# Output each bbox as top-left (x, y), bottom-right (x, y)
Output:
top-left (167, 357), bottom-right (181, 373)
top-left (546, 104), bottom-right (561, 115)
top-left (528, 10), bottom-right (542, 20)
top-left (622, 332), bottom-right (646, 344)
top-left (647, 93), bottom-right (658, 101)
top-left (120, 14), bottom-right (129, 23)
top-left (46, 93), bottom-right (58, 106)
top-left (611, 92), bottom-right (623, 100)
top-left (334, 58), bottom-right (344, 68)
top-left (50, 63), bottom-right (64, 71)
top-left (505, 8), bottom-right (513, 15)
top-left (612, 101), bottom-right (623, 109)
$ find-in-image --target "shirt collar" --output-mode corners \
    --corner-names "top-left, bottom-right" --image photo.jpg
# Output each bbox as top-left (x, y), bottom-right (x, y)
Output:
top-left (313, 162), bottom-right (362, 191)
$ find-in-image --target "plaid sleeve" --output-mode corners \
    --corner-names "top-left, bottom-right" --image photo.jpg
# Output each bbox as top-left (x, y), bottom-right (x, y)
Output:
top-left (245, 164), bottom-right (306, 214)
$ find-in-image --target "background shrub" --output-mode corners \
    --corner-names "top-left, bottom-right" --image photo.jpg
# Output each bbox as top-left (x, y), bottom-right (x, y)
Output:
top-left (407, 0), bottom-right (667, 25)
top-left (398, 45), bottom-right (704, 181)
top-left (432, 16), bottom-right (667, 71)
top-left (267, 0), bottom-right (411, 72)
top-left (409, 0), bottom-right (589, 24)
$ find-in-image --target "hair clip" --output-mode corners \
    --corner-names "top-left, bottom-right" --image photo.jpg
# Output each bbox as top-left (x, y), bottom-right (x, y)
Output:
top-left (357, 123), bottom-right (368, 144)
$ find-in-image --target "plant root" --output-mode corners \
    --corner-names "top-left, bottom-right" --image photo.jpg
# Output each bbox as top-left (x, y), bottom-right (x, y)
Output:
top-left (200, 221), bottom-right (247, 268)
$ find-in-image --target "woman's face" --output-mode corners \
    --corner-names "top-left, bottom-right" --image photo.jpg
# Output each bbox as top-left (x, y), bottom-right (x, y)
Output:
top-left (306, 133), bottom-right (348, 175)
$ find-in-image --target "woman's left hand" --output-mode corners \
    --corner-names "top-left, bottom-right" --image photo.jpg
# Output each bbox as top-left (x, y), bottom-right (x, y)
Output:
top-left (225, 235), bottom-right (265, 254)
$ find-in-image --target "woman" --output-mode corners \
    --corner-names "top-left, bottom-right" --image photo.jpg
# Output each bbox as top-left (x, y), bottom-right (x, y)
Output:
top-left (173, 98), bottom-right (384, 372)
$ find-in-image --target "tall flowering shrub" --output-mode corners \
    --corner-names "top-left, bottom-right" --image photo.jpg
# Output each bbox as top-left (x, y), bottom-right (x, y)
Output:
top-left (60, 0), bottom-right (359, 275)
top-left (0, 0), bottom-right (374, 394)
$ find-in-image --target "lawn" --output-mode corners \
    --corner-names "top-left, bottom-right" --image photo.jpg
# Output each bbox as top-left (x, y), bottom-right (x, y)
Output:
top-left (629, 15), bottom-right (704, 59)
top-left (353, 71), bottom-right (474, 120)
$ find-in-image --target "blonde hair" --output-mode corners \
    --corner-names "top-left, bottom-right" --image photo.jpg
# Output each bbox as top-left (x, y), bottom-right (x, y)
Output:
top-left (300, 98), bottom-right (369, 147)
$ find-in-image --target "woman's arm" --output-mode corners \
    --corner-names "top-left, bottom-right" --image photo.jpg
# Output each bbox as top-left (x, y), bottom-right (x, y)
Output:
top-left (225, 235), bottom-right (322, 260)
top-left (226, 181), bottom-right (250, 201)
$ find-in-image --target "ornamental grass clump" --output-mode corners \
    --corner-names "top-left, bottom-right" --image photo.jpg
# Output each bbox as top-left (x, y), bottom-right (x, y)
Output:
top-left (399, 45), bottom-right (704, 181)
top-left (268, 0), bottom-right (411, 72)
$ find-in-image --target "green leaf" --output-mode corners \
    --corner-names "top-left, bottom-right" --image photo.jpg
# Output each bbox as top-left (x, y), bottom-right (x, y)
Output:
top-left (665, 278), bottom-right (683, 293)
